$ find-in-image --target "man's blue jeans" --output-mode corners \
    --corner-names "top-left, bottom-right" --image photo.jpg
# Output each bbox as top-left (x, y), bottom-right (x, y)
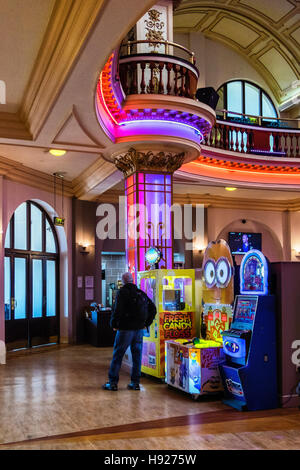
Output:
top-left (108, 329), bottom-right (144, 385)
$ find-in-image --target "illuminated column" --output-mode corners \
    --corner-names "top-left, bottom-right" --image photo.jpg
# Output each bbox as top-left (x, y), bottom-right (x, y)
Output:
top-left (114, 147), bottom-right (185, 278)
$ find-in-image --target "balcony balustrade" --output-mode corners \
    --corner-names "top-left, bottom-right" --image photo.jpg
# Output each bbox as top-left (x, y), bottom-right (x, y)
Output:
top-left (205, 111), bottom-right (300, 158)
top-left (118, 40), bottom-right (199, 99)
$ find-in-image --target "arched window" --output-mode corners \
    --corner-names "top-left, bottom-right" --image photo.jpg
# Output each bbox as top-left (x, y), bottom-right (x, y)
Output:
top-left (4, 201), bottom-right (59, 350)
top-left (217, 80), bottom-right (278, 120)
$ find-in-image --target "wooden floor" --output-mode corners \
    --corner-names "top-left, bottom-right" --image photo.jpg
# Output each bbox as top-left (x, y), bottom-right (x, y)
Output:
top-left (0, 345), bottom-right (299, 450)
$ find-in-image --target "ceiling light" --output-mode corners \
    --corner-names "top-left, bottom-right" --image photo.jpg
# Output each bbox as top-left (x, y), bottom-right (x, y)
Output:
top-left (49, 149), bottom-right (67, 157)
top-left (225, 187), bottom-right (237, 191)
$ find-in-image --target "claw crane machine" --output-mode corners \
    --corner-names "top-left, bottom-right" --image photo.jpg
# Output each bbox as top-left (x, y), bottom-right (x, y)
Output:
top-left (138, 246), bottom-right (198, 379)
top-left (165, 239), bottom-right (234, 397)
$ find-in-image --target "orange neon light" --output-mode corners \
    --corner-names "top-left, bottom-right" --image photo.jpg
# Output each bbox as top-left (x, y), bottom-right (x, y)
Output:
top-left (191, 159), bottom-right (300, 177)
top-left (98, 53), bottom-right (120, 126)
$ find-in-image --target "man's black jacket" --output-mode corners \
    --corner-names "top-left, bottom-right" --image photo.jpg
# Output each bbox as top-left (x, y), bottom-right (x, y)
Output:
top-left (110, 283), bottom-right (156, 330)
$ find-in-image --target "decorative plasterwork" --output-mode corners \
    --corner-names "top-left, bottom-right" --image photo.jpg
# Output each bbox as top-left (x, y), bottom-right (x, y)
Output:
top-left (174, 0), bottom-right (300, 103)
top-left (93, 188), bottom-right (300, 212)
top-left (114, 147), bottom-right (185, 177)
top-left (196, 154), bottom-right (300, 175)
top-left (52, 106), bottom-right (105, 150)
top-left (0, 154), bottom-right (73, 196)
top-left (72, 155), bottom-right (116, 199)
top-left (0, 113), bottom-right (32, 141)
top-left (20, 0), bottom-right (108, 140)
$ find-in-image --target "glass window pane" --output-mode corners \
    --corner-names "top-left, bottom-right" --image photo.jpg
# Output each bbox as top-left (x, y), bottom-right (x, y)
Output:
top-left (14, 257), bottom-right (27, 320)
top-left (46, 260), bottom-right (56, 317)
top-left (4, 257), bottom-right (11, 320)
top-left (4, 222), bottom-right (10, 249)
top-left (14, 203), bottom-right (27, 250)
top-left (46, 220), bottom-right (56, 253)
top-left (217, 86), bottom-right (224, 116)
top-left (32, 259), bottom-right (43, 318)
top-left (31, 204), bottom-right (43, 252)
top-left (262, 94), bottom-right (277, 119)
top-left (227, 81), bottom-right (243, 116)
top-left (245, 83), bottom-right (260, 117)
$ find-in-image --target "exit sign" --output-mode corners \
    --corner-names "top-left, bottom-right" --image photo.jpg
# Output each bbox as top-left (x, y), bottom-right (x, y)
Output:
top-left (54, 217), bottom-right (65, 227)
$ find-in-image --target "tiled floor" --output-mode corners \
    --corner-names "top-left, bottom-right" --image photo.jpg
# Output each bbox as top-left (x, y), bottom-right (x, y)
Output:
top-left (0, 344), bottom-right (299, 450)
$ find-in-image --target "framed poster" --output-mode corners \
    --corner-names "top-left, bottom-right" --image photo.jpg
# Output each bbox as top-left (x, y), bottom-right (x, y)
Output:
top-left (85, 276), bottom-right (94, 288)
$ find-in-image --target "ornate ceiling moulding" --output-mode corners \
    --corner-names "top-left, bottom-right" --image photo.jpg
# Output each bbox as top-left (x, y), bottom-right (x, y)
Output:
top-left (0, 153), bottom-right (73, 196)
top-left (52, 106), bottom-right (105, 150)
top-left (114, 147), bottom-right (185, 177)
top-left (0, 112), bottom-right (32, 141)
top-left (93, 188), bottom-right (300, 213)
top-left (174, 1), bottom-right (300, 100)
top-left (20, 0), bottom-right (107, 140)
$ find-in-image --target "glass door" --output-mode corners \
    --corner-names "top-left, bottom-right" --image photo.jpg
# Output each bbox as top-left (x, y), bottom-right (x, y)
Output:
top-left (4, 201), bottom-right (59, 351)
top-left (5, 254), bottom-right (29, 350)
top-left (29, 256), bottom-right (59, 347)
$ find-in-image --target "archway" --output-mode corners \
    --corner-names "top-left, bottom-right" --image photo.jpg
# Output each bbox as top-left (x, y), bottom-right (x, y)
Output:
top-left (4, 201), bottom-right (61, 350)
top-left (216, 218), bottom-right (283, 265)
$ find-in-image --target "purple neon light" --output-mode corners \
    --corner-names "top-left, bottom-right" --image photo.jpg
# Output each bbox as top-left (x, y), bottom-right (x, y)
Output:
top-left (116, 120), bottom-right (204, 146)
top-left (125, 171), bottom-right (173, 273)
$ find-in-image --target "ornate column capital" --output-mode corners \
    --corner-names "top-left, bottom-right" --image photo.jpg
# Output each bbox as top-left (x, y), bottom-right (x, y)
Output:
top-left (114, 147), bottom-right (185, 177)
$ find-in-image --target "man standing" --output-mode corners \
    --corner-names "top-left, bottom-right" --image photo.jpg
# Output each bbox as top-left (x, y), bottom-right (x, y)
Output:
top-left (102, 272), bottom-right (156, 391)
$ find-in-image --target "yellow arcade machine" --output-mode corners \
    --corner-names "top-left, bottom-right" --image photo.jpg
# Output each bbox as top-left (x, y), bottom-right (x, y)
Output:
top-left (165, 240), bottom-right (234, 397)
top-left (138, 268), bottom-right (198, 379)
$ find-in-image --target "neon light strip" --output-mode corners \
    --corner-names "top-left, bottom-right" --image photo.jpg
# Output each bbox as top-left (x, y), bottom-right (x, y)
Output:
top-left (191, 161), bottom-right (300, 177)
top-left (99, 70), bottom-right (119, 126)
top-left (119, 119), bottom-right (204, 139)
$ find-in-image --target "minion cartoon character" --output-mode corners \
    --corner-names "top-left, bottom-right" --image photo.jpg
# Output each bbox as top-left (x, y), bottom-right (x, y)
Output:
top-left (201, 240), bottom-right (234, 340)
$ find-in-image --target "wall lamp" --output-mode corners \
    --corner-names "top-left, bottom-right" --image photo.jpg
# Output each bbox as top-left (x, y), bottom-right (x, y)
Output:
top-left (293, 248), bottom-right (300, 258)
top-left (79, 243), bottom-right (90, 254)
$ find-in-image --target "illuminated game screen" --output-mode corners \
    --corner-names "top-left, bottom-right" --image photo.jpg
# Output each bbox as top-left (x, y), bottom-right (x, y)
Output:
top-left (228, 232), bottom-right (262, 255)
top-left (232, 295), bottom-right (258, 331)
top-left (241, 251), bottom-right (267, 294)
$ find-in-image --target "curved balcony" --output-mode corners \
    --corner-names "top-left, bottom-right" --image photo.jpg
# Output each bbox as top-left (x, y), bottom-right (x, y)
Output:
top-left (118, 40), bottom-right (198, 99)
top-left (205, 110), bottom-right (300, 158)
top-left (95, 42), bottom-right (214, 162)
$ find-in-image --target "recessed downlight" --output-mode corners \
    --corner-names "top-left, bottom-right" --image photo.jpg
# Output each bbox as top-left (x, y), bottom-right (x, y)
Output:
top-left (225, 187), bottom-right (237, 191)
top-left (49, 149), bottom-right (67, 157)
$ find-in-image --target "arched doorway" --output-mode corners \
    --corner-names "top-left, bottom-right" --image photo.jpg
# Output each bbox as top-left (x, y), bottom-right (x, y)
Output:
top-left (4, 201), bottom-right (59, 350)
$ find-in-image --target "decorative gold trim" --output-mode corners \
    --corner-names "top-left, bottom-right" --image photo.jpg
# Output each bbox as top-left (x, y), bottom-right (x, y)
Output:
top-left (114, 147), bottom-right (185, 177)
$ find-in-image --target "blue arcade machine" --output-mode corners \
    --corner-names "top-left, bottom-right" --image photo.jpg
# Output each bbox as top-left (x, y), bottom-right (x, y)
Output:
top-left (219, 249), bottom-right (278, 411)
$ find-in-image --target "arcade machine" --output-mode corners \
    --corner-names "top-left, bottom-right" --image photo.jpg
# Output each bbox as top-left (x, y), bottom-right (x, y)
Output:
top-left (219, 249), bottom-right (278, 411)
top-left (138, 267), bottom-right (197, 379)
top-left (165, 239), bottom-right (234, 397)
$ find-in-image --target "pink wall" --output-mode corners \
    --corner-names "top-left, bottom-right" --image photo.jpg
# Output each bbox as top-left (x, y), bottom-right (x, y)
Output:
top-left (0, 177), bottom-right (73, 344)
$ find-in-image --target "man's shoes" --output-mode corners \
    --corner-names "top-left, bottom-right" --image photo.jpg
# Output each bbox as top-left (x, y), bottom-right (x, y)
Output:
top-left (102, 382), bottom-right (118, 391)
top-left (127, 383), bottom-right (140, 390)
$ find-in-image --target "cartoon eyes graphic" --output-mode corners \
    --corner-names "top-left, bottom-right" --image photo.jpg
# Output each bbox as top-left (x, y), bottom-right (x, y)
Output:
top-left (203, 257), bottom-right (232, 288)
